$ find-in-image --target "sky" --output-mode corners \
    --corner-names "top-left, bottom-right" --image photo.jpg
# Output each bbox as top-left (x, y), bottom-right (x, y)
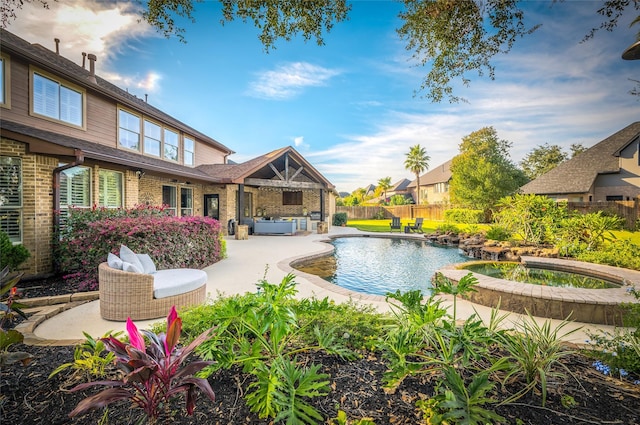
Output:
top-left (5, 0), bottom-right (639, 193)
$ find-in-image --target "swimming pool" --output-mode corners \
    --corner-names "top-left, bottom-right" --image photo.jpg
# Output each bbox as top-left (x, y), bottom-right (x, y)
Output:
top-left (293, 236), bottom-right (471, 296)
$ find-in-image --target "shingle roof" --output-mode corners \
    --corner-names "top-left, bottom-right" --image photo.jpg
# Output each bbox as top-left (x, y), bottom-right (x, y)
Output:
top-left (0, 29), bottom-right (233, 155)
top-left (407, 159), bottom-right (452, 188)
top-left (197, 146), bottom-right (334, 188)
top-left (391, 178), bottom-right (411, 191)
top-left (521, 122), bottom-right (640, 195)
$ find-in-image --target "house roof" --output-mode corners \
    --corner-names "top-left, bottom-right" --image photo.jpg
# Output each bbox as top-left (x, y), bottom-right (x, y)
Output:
top-left (391, 178), bottom-right (411, 192)
top-left (197, 146), bottom-right (335, 189)
top-left (521, 122), bottom-right (640, 195)
top-left (407, 159), bottom-right (453, 188)
top-left (0, 29), bottom-right (234, 156)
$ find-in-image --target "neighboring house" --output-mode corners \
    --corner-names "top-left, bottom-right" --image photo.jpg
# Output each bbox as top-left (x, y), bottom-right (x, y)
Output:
top-left (387, 178), bottom-right (412, 201)
top-left (363, 184), bottom-right (376, 198)
top-left (0, 29), bottom-right (335, 277)
top-left (407, 159), bottom-right (452, 205)
top-left (521, 122), bottom-right (640, 202)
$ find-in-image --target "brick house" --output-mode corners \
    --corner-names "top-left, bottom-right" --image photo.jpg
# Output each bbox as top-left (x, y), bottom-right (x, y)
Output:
top-left (521, 122), bottom-right (640, 202)
top-left (0, 29), bottom-right (335, 277)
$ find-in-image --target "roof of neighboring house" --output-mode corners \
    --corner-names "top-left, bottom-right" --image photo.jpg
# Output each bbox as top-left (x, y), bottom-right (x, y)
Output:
top-left (407, 159), bottom-right (453, 188)
top-left (521, 122), bottom-right (640, 195)
top-left (391, 178), bottom-right (411, 192)
top-left (197, 146), bottom-right (335, 188)
top-left (0, 29), bottom-right (234, 155)
top-left (364, 184), bottom-right (376, 194)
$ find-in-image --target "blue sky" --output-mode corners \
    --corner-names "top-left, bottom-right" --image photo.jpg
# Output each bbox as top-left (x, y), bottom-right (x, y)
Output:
top-left (8, 1), bottom-right (639, 193)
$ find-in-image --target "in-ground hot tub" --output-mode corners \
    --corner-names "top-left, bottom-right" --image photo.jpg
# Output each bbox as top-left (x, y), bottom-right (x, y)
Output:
top-left (437, 256), bottom-right (640, 326)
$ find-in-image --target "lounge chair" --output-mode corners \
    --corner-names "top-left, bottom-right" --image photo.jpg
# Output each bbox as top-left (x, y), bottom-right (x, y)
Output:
top-left (407, 217), bottom-right (424, 233)
top-left (390, 216), bottom-right (402, 232)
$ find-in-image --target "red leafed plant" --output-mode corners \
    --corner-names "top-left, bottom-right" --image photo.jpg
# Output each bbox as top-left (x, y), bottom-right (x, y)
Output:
top-left (68, 306), bottom-right (215, 424)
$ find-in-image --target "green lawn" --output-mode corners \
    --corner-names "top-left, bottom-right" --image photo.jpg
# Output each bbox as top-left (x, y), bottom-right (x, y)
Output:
top-left (345, 219), bottom-right (489, 234)
top-left (346, 219), bottom-right (639, 242)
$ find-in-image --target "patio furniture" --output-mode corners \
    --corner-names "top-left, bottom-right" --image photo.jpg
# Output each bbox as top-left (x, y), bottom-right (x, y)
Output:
top-left (254, 219), bottom-right (297, 235)
top-left (98, 262), bottom-right (207, 321)
top-left (390, 217), bottom-right (402, 232)
top-left (407, 217), bottom-right (424, 233)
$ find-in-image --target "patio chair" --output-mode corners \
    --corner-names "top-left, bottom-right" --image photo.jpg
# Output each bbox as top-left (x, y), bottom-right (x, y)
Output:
top-left (407, 217), bottom-right (424, 233)
top-left (390, 216), bottom-right (402, 232)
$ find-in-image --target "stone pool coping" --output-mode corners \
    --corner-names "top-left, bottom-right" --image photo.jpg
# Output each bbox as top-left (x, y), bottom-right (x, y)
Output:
top-left (437, 256), bottom-right (640, 326)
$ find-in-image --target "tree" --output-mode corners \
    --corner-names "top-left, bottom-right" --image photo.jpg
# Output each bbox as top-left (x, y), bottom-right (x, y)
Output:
top-left (520, 143), bottom-right (568, 180)
top-left (569, 143), bottom-right (587, 158)
top-left (449, 127), bottom-right (527, 214)
top-left (404, 145), bottom-right (430, 205)
top-left (377, 176), bottom-right (393, 203)
top-left (3, 1), bottom-right (636, 101)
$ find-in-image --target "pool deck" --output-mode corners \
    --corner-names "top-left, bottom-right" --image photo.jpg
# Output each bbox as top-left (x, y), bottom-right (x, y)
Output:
top-left (17, 227), bottom-right (638, 347)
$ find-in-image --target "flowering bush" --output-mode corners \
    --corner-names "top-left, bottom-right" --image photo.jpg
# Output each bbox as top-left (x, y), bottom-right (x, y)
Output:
top-left (56, 206), bottom-right (224, 290)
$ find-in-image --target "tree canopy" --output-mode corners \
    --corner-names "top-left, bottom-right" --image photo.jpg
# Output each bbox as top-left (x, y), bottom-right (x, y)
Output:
top-left (404, 145), bottom-right (430, 205)
top-left (520, 143), bottom-right (568, 180)
top-left (2, 1), bottom-right (637, 102)
top-left (377, 176), bottom-right (393, 201)
top-left (449, 127), bottom-right (527, 212)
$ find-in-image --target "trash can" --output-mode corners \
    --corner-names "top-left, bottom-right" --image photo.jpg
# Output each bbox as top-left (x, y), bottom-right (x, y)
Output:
top-left (227, 218), bottom-right (236, 236)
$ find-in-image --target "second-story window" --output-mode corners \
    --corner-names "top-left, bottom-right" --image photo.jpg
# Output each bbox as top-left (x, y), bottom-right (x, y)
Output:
top-left (0, 54), bottom-right (10, 108)
top-left (184, 136), bottom-right (195, 166)
top-left (32, 72), bottom-right (84, 127)
top-left (118, 109), bottom-right (141, 150)
top-left (164, 129), bottom-right (179, 161)
top-left (144, 120), bottom-right (161, 157)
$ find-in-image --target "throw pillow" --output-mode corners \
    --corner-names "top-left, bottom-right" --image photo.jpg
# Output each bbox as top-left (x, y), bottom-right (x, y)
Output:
top-left (119, 245), bottom-right (144, 273)
top-left (107, 253), bottom-right (123, 270)
top-left (122, 261), bottom-right (143, 273)
top-left (137, 253), bottom-right (157, 274)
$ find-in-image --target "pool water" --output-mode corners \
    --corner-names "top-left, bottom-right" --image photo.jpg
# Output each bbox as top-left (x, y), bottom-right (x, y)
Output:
top-left (463, 262), bottom-right (618, 289)
top-left (293, 237), bottom-right (471, 296)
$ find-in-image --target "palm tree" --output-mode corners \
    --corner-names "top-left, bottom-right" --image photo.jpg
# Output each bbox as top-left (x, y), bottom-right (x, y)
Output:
top-left (404, 145), bottom-right (430, 205)
top-left (377, 176), bottom-right (392, 203)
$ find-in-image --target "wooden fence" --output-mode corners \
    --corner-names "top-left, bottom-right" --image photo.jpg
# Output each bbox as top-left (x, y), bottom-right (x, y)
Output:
top-left (336, 199), bottom-right (640, 230)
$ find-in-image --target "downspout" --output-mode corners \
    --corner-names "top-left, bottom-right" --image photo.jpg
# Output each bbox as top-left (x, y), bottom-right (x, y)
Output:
top-left (52, 149), bottom-right (85, 269)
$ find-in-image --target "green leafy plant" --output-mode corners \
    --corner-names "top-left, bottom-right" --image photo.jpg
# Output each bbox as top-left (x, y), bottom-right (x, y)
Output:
top-left (437, 366), bottom-right (505, 425)
top-left (556, 211), bottom-right (623, 256)
top-left (485, 225), bottom-right (512, 242)
top-left (436, 222), bottom-right (460, 234)
top-left (333, 212), bottom-right (348, 226)
top-left (49, 331), bottom-right (120, 381)
top-left (0, 231), bottom-right (30, 271)
top-left (69, 306), bottom-right (216, 424)
top-left (494, 194), bottom-right (567, 245)
top-left (576, 239), bottom-right (640, 271)
top-left (194, 274), bottom-right (351, 424)
top-left (0, 267), bottom-right (32, 367)
top-left (330, 410), bottom-right (376, 425)
top-left (444, 208), bottom-right (484, 224)
top-left (498, 313), bottom-right (579, 406)
top-left (432, 272), bottom-right (478, 323)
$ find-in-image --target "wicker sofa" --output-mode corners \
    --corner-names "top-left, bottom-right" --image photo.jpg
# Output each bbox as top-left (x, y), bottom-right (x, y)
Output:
top-left (98, 262), bottom-right (207, 321)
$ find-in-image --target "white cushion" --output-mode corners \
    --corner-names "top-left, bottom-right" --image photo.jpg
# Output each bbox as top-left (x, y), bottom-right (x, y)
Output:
top-left (122, 261), bottom-right (143, 273)
top-left (107, 253), bottom-right (123, 270)
top-left (137, 254), bottom-right (157, 274)
top-left (153, 269), bottom-right (207, 299)
top-left (120, 245), bottom-right (144, 273)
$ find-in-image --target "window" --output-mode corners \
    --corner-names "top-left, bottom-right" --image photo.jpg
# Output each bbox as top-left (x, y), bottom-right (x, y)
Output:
top-left (99, 170), bottom-right (123, 208)
top-left (144, 120), bottom-right (161, 157)
top-left (0, 54), bottom-right (10, 108)
top-left (181, 187), bottom-right (193, 216)
top-left (59, 166), bottom-right (91, 226)
top-left (0, 157), bottom-right (22, 243)
top-left (434, 182), bottom-right (449, 193)
top-left (118, 109), bottom-right (141, 150)
top-left (606, 195), bottom-right (623, 201)
top-left (32, 71), bottom-right (83, 126)
top-left (283, 191), bottom-right (303, 205)
top-left (162, 185), bottom-right (177, 216)
top-left (184, 136), bottom-right (195, 166)
top-left (164, 129), bottom-right (179, 161)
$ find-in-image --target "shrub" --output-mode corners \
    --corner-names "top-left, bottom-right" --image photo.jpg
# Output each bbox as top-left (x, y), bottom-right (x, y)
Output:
top-left (444, 208), bottom-right (484, 224)
top-left (333, 212), bottom-right (347, 226)
top-left (57, 212), bottom-right (224, 290)
top-left (576, 239), bottom-right (640, 271)
top-left (436, 223), bottom-right (460, 234)
top-left (0, 232), bottom-right (30, 271)
top-left (494, 194), bottom-right (567, 245)
top-left (372, 209), bottom-right (386, 220)
top-left (485, 225), bottom-right (512, 241)
top-left (389, 194), bottom-right (409, 205)
top-left (555, 211), bottom-right (623, 256)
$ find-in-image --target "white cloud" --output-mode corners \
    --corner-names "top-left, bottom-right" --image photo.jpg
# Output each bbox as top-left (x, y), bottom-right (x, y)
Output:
top-left (292, 136), bottom-right (309, 149)
top-left (247, 62), bottom-right (341, 100)
top-left (7, 0), bottom-right (160, 95)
